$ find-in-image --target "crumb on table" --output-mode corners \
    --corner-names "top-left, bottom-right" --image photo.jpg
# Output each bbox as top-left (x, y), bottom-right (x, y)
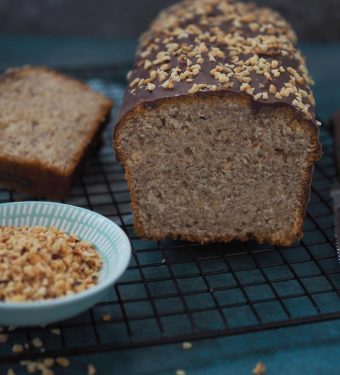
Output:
top-left (102, 313), bottom-right (112, 321)
top-left (56, 357), bottom-right (70, 368)
top-left (252, 361), bottom-right (266, 375)
top-left (88, 364), bottom-right (97, 375)
top-left (181, 342), bottom-right (192, 350)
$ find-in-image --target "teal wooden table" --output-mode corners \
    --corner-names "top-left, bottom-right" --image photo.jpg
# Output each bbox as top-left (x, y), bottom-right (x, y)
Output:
top-left (0, 35), bottom-right (340, 375)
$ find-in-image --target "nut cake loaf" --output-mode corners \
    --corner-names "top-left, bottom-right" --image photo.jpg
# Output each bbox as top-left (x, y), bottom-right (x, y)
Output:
top-left (114, 0), bottom-right (322, 246)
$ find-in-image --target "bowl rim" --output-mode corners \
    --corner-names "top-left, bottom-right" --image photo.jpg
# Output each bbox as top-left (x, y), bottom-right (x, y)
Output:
top-left (0, 201), bottom-right (131, 309)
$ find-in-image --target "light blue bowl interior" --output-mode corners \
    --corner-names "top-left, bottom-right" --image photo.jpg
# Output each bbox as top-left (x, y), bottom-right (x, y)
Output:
top-left (0, 202), bottom-right (130, 282)
top-left (0, 201), bottom-right (131, 325)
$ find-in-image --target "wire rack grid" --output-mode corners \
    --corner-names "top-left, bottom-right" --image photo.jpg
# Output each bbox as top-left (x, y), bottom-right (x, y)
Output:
top-left (0, 66), bottom-right (340, 364)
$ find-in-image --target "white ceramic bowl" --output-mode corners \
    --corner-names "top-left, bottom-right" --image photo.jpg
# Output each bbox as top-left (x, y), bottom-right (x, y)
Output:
top-left (0, 201), bottom-right (131, 326)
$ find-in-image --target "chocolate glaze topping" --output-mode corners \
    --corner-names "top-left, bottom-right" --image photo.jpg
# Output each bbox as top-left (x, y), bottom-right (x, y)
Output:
top-left (116, 0), bottom-right (319, 127)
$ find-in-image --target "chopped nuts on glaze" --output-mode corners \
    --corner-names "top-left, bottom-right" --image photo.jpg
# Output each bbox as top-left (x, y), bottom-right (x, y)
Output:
top-left (125, 0), bottom-right (317, 123)
top-left (0, 226), bottom-right (102, 302)
top-left (146, 83), bottom-right (156, 91)
top-left (189, 83), bottom-right (218, 94)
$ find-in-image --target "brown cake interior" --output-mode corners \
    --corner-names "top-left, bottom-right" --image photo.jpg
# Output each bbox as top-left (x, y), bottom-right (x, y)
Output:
top-left (116, 93), bottom-right (320, 245)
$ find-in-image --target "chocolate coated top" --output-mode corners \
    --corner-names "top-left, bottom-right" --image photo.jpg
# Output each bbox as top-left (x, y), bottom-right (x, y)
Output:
top-left (117, 0), bottom-right (319, 127)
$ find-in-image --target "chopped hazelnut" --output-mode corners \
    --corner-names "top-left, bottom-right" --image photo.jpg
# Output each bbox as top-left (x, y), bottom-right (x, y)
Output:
top-left (0, 333), bottom-right (8, 343)
top-left (56, 357), bottom-right (70, 368)
top-left (0, 226), bottom-right (101, 302)
top-left (12, 344), bottom-right (24, 354)
top-left (130, 0), bottom-right (316, 122)
top-left (32, 337), bottom-right (43, 348)
top-left (129, 78), bottom-right (140, 88)
top-left (252, 362), bottom-right (266, 375)
top-left (182, 342), bottom-right (192, 350)
top-left (102, 313), bottom-right (112, 321)
top-left (146, 83), bottom-right (156, 91)
top-left (88, 364), bottom-right (96, 375)
top-left (144, 60), bottom-right (152, 70)
top-left (269, 85), bottom-right (277, 94)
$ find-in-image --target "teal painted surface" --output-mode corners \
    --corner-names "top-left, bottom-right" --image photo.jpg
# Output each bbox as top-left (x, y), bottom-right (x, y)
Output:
top-left (300, 42), bottom-right (340, 120)
top-left (74, 319), bottom-right (340, 374)
top-left (5, 320), bottom-right (340, 374)
top-left (0, 35), bottom-right (340, 374)
top-left (0, 34), bottom-right (137, 69)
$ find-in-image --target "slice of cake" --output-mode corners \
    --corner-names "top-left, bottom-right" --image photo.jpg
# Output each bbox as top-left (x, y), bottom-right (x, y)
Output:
top-left (0, 66), bottom-right (113, 199)
top-left (114, 0), bottom-right (322, 246)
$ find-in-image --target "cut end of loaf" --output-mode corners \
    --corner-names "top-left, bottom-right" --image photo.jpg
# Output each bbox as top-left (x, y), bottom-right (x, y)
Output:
top-left (116, 93), bottom-right (321, 246)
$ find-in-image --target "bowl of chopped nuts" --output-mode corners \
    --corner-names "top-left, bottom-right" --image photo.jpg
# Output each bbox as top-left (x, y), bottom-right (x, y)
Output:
top-left (0, 201), bottom-right (131, 326)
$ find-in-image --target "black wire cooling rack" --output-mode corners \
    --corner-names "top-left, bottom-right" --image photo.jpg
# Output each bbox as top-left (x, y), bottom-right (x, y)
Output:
top-left (1, 65), bottom-right (340, 364)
